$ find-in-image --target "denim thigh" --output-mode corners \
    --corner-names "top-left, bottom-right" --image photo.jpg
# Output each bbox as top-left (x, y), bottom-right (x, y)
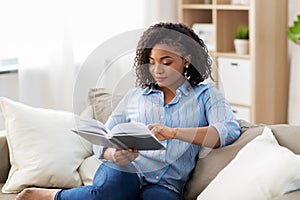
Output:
top-left (138, 184), bottom-right (181, 200)
top-left (55, 161), bottom-right (141, 200)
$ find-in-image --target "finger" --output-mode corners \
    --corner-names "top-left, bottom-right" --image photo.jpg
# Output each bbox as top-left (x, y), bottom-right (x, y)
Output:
top-left (115, 153), bottom-right (136, 165)
top-left (154, 131), bottom-right (167, 141)
top-left (147, 124), bottom-right (162, 132)
top-left (123, 150), bottom-right (139, 160)
top-left (154, 134), bottom-right (164, 141)
top-left (116, 150), bottom-right (134, 160)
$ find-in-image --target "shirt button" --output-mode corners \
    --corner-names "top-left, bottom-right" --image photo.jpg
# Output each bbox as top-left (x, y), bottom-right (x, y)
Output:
top-left (155, 176), bottom-right (159, 179)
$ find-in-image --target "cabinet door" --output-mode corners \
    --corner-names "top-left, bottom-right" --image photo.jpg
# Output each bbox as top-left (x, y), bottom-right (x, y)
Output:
top-left (218, 57), bottom-right (251, 106)
top-left (231, 105), bottom-right (251, 122)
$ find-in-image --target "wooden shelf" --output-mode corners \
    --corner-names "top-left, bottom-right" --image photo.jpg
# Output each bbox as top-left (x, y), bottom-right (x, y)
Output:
top-left (182, 4), bottom-right (213, 9)
top-left (216, 5), bottom-right (249, 10)
top-left (181, 4), bottom-right (249, 10)
top-left (178, 0), bottom-right (288, 124)
top-left (215, 52), bottom-right (250, 59)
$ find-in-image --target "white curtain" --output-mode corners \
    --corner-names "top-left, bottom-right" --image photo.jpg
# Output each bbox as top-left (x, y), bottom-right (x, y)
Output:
top-left (0, 0), bottom-right (177, 114)
top-left (288, 0), bottom-right (300, 125)
top-left (0, 0), bottom-right (146, 112)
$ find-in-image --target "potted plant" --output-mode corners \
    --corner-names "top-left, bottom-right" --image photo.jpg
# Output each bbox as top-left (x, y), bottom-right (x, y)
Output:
top-left (234, 25), bottom-right (249, 55)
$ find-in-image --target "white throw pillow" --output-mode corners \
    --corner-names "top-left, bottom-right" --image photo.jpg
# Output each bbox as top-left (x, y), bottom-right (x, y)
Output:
top-left (197, 127), bottom-right (300, 200)
top-left (78, 155), bottom-right (102, 186)
top-left (0, 97), bottom-right (93, 193)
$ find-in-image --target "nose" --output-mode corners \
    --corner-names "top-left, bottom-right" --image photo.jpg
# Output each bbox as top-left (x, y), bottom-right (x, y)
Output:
top-left (152, 63), bottom-right (164, 74)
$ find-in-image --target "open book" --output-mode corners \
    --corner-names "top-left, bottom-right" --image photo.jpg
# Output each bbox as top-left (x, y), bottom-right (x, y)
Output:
top-left (72, 118), bottom-right (166, 150)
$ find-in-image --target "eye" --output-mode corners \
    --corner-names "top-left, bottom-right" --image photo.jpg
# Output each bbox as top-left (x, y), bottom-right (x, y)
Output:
top-left (163, 62), bottom-right (172, 66)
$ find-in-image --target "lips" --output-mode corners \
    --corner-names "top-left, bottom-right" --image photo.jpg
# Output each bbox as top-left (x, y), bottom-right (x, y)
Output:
top-left (155, 77), bottom-right (167, 82)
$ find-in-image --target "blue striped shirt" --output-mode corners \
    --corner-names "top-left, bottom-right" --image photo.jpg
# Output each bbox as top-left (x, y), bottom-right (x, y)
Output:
top-left (104, 80), bottom-right (240, 193)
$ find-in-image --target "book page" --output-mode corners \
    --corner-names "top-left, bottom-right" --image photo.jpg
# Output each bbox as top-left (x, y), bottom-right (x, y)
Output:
top-left (78, 118), bottom-right (110, 135)
top-left (72, 130), bottom-right (118, 148)
top-left (111, 122), bottom-right (152, 135)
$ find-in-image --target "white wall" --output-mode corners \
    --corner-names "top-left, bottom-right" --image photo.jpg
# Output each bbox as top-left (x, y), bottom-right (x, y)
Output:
top-left (143, 0), bottom-right (177, 27)
top-left (288, 0), bottom-right (300, 125)
top-left (0, 72), bottom-right (19, 129)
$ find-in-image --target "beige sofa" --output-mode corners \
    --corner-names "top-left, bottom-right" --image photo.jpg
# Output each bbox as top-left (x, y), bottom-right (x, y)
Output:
top-left (1, 122), bottom-right (300, 200)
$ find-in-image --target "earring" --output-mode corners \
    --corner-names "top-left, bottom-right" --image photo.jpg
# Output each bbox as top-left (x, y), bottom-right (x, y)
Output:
top-left (185, 65), bottom-right (189, 69)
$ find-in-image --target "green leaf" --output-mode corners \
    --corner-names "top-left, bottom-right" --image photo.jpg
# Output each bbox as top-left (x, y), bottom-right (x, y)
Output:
top-left (235, 25), bottom-right (249, 39)
top-left (294, 21), bottom-right (300, 28)
top-left (288, 15), bottom-right (300, 45)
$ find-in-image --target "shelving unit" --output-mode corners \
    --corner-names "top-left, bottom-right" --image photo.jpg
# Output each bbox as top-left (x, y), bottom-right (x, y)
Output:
top-left (177, 0), bottom-right (288, 124)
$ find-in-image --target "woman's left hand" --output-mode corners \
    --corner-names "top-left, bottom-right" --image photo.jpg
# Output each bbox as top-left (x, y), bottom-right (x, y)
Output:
top-left (148, 124), bottom-right (177, 141)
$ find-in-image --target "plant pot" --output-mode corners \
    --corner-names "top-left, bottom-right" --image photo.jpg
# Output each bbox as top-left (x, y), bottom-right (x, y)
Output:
top-left (234, 39), bottom-right (249, 55)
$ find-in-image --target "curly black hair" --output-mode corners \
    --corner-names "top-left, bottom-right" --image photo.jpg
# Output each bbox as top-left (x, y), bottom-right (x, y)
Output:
top-left (134, 22), bottom-right (213, 88)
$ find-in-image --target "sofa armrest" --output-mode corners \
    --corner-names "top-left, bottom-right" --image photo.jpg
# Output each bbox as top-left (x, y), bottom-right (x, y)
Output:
top-left (0, 130), bottom-right (10, 183)
top-left (272, 189), bottom-right (300, 200)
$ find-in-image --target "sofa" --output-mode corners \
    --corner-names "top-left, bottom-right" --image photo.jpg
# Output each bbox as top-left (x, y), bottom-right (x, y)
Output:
top-left (1, 89), bottom-right (300, 200)
top-left (1, 116), bottom-right (300, 199)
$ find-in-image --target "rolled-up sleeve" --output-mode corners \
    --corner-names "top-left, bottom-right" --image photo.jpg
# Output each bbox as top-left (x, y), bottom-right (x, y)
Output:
top-left (202, 86), bottom-right (241, 147)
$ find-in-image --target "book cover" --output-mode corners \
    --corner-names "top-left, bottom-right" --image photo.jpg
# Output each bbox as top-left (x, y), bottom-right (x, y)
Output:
top-left (72, 118), bottom-right (166, 150)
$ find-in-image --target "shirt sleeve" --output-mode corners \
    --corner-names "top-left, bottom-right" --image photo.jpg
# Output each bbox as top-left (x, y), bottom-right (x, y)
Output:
top-left (202, 85), bottom-right (241, 147)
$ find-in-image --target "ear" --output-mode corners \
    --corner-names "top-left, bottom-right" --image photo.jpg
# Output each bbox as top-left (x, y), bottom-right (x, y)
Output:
top-left (184, 55), bottom-right (192, 66)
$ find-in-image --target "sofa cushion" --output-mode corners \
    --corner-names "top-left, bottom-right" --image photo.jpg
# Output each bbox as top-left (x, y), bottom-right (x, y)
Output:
top-left (197, 127), bottom-right (300, 199)
top-left (270, 125), bottom-right (300, 154)
top-left (0, 131), bottom-right (9, 183)
top-left (88, 88), bottom-right (122, 123)
top-left (184, 123), bottom-right (300, 200)
top-left (0, 184), bottom-right (16, 200)
top-left (78, 155), bottom-right (102, 186)
top-left (184, 122), bottom-right (264, 200)
top-left (0, 97), bottom-right (93, 193)
top-left (272, 190), bottom-right (300, 200)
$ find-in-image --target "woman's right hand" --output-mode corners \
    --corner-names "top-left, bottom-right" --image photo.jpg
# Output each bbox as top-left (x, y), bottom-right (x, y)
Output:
top-left (104, 148), bottom-right (139, 166)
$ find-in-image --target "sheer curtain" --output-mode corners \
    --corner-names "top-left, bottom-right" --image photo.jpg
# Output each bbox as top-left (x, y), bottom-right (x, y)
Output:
top-left (288, 0), bottom-right (300, 125)
top-left (18, 0), bottom-right (147, 112)
top-left (0, 0), bottom-right (177, 113)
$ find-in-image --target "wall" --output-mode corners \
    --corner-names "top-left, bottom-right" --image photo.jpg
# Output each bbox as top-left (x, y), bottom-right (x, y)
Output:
top-left (288, 0), bottom-right (300, 125)
top-left (0, 72), bottom-right (19, 129)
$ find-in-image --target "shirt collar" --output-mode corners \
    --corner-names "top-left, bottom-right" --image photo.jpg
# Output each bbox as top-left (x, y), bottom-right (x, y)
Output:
top-left (142, 80), bottom-right (192, 96)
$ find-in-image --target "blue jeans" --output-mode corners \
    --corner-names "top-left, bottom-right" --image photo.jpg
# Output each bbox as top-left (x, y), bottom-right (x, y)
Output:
top-left (54, 162), bottom-right (181, 200)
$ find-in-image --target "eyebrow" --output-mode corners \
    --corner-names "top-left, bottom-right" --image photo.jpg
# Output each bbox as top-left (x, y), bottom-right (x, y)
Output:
top-left (149, 56), bottom-right (173, 61)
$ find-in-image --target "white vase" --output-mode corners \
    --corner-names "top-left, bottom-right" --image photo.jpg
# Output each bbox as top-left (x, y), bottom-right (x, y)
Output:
top-left (234, 39), bottom-right (249, 55)
top-left (231, 0), bottom-right (250, 5)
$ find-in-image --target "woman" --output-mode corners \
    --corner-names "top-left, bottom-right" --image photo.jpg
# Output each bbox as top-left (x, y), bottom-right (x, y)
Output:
top-left (16, 22), bottom-right (240, 200)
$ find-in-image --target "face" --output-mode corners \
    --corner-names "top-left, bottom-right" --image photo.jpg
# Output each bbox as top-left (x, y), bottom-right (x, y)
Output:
top-left (149, 44), bottom-right (190, 90)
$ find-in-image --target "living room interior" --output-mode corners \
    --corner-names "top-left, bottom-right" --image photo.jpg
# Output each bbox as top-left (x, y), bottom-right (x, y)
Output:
top-left (0, 0), bottom-right (300, 199)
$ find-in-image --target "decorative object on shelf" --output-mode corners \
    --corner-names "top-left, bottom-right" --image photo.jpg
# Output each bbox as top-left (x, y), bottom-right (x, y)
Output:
top-left (288, 15), bottom-right (300, 45)
top-left (231, 0), bottom-right (240, 4)
top-left (231, 0), bottom-right (250, 5)
top-left (234, 25), bottom-right (249, 55)
top-left (192, 23), bottom-right (215, 51)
